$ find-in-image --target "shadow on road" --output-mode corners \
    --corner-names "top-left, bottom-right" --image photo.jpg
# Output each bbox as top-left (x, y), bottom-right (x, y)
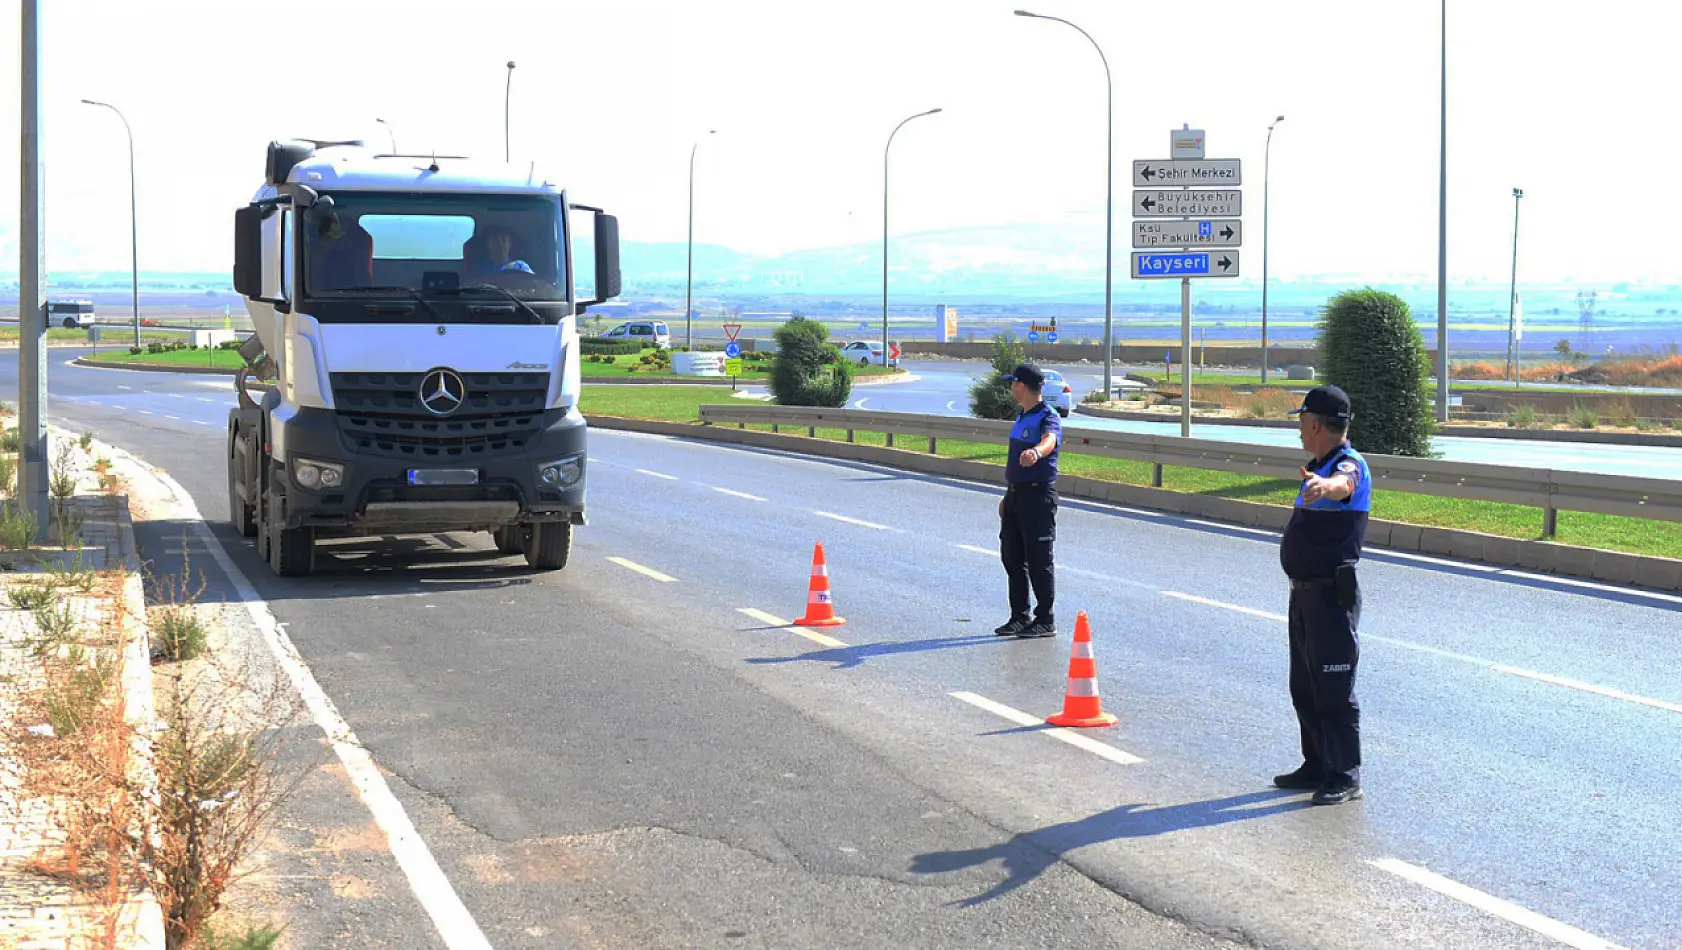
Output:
top-left (744, 634), bottom-right (1011, 670)
top-left (909, 791), bottom-right (1312, 907)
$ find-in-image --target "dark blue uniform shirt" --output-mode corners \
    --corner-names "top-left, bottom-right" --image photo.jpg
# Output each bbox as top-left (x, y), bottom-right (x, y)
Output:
top-left (1005, 401), bottom-right (1061, 484)
top-left (1279, 442), bottom-right (1372, 579)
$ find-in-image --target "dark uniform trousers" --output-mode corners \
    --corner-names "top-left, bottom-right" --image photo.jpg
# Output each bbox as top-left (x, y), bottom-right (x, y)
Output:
top-left (1000, 482), bottom-right (1056, 625)
top-left (1287, 578), bottom-right (1362, 781)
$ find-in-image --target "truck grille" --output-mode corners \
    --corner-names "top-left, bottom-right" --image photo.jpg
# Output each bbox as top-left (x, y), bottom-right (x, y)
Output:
top-left (330, 371), bottom-right (550, 459)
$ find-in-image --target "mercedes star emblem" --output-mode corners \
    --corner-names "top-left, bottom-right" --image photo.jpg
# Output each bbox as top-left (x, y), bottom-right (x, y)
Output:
top-left (419, 369), bottom-right (466, 416)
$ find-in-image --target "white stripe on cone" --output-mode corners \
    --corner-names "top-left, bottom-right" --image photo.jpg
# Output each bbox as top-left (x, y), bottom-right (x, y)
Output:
top-left (1067, 679), bottom-right (1100, 698)
top-left (1071, 641), bottom-right (1094, 659)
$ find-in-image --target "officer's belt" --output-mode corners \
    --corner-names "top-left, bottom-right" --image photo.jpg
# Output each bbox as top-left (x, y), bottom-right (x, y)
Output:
top-left (1288, 577), bottom-right (1337, 591)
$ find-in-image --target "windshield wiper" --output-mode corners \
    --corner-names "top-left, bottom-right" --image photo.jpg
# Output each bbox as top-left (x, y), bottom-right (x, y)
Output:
top-left (436, 284), bottom-right (547, 325)
top-left (323, 285), bottom-right (447, 323)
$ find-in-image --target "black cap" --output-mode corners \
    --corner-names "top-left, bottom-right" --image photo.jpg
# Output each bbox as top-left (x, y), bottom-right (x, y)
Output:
top-left (1010, 363), bottom-right (1045, 389)
top-left (1288, 384), bottom-right (1352, 420)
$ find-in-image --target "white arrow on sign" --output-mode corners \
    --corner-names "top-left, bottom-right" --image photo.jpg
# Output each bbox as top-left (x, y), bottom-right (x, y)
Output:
top-left (1131, 159), bottom-right (1241, 187)
top-left (1133, 189), bottom-right (1242, 218)
top-left (1130, 250), bottom-right (1241, 280)
top-left (1133, 219), bottom-right (1242, 249)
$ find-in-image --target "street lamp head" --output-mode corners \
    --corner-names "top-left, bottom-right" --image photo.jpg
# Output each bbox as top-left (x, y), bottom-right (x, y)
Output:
top-left (1513, 187), bottom-right (1524, 197)
top-left (926, 107), bottom-right (943, 115)
top-left (506, 60), bottom-right (516, 69)
top-left (1275, 114), bottom-right (1286, 122)
top-left (1014, 9), bottom-right (1038, 17)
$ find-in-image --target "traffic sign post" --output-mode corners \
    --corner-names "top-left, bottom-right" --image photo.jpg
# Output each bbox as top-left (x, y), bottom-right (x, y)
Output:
top-left (1132, 128), bottom-right (1243, 438)
top-left (1133, 219), bottom-right (1241, 248)
top-left (1130, 250), bottom-right (1240, 279)
top-left (1131, 159), bottom-right (1241, 187)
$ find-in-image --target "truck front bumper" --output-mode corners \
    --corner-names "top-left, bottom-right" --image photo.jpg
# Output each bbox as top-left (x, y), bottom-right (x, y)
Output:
top-left (274, 406), bottom-right (587, 534)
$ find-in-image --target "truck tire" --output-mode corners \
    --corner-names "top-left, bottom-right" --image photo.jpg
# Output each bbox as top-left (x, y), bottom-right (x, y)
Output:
top-left (228, 464), bottom-right (257, 538)
top-left (492, 526), bottom-right (524, 554)
top-left (266, 485), bottom-right (315, 577)
top-left (63, 317), bottom-right (77, 329)
top-left (522, 522), bottom-right (571, 570)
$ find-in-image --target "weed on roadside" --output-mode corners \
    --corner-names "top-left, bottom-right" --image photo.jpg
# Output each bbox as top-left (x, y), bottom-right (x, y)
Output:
top-left (30, 601), bottom-right (78, 655)
top-left (196, 922), bottom-right (286, 950)
top-left (1505, 404), bottom-right (1541, 428)
top-left (51, 440), bottom-right (81, 500)
top-left (0, 453), bottom-right (15, 496)
top-left (80, 430), bottom-right (95, 452)
top-left (1569, 405), bottom-right (1601, 429)
top-left (1, 503), bottom-right (36, 550)
top-left (8, 581), bottom-right (55, 610)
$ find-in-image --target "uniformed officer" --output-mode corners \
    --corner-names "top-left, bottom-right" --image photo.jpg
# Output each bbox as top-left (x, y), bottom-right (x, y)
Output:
top-left (994, 363), bottom-right (1062, 640)
top-left (1273, 384), bottom-right (1371, 806)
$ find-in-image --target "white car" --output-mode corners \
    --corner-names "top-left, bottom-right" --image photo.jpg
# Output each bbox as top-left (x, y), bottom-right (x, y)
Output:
top-left (603, 320), bottom-right (671, 349)
top-left (840, 340), bottom-right (899, 367)
top-left (1042, 370), bottom-right (1073, 417)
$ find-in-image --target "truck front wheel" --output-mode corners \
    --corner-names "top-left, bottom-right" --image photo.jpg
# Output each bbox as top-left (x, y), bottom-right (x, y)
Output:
top-left (492, 526), bottom-right (524, 554)
top-left (522, 522), bottom-right (572, 570)
top-left (265, 485), bottom-right (316, 577)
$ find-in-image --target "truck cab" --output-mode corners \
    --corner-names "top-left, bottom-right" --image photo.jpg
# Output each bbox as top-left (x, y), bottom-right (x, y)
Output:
top-left (227, 138), bottom-right (620, 576)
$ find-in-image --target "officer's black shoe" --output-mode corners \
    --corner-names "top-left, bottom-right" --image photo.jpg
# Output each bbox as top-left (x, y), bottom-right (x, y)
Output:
top-left (994, 619), bottom-right (1029, 636)
top-left (1016, 621), bottom-right (1057, 639)
top-left (1271, 765), bottom-right (1324, 790)
top-left (1311, 777), bottom-right (1363, 806)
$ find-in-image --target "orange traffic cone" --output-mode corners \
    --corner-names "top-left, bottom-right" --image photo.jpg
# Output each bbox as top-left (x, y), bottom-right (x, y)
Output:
top-left (1046, 612), bottom-right (1117, 728)
top-left (795, 542), bottom-right (846, 627)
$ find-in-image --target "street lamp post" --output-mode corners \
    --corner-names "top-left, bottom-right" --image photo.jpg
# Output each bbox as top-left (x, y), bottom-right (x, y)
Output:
top-left (883, 108), bottom-right (942, 371)
top-left (82, 99), bottom-right (140, 347)
top-left (1507, 187), bottom-right (1524, 382)
top-left (504, 61), bottom-right (516, 162)
top-left (1436, 0), bottom-right (1450, 421)
top-left (1261, 115), bottom-right (1284, 383)
top-left (1016, 9), bottom-right (1113, 397)
top-left (377, 117), bottom-right (396, 152)
top-left (685, 130), bottom-right (716, 351)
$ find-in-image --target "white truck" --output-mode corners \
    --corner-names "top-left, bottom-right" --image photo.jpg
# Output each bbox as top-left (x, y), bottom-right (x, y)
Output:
top-left (227, 138), bottom-right (619, 576)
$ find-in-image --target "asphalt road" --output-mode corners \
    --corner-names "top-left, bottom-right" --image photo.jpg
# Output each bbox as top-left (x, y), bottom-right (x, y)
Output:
top-left (6, 349), bottom-right (1681, 949)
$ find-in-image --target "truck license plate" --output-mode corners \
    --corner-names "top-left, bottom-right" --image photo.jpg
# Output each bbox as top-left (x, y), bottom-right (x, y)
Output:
top-left (407, 469), bottom-right (479, 486)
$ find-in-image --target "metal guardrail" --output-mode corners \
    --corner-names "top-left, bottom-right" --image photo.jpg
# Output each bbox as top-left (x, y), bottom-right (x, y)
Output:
top-left (696, 404), bottom-right (1682, 533)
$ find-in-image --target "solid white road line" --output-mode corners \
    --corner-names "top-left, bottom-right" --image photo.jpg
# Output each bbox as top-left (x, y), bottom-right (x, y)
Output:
top-left (117, 384), bottom-right (133, 390)
top-left (136, 409), bottom-right (152, 415)
top-left (1368, 859), bottom-right (1627, 950)
top-left (738, 607), bottom-right (848, 648)
top-left (164, 415), bottom-right (182, 421)
top-left (606, 556), bottom-right (677, 583)
top-left (635, 468), bottom-right (678, 480)
top-left (1160, 590), bottom-right (1682, 717)
top-left (812, 511), bottom-right (891, 531)
top-left (949, 691), bottom-right (1144, 766)
top-left (712, 487), bottom-right (768, 502)
top-left (956, 543), bottom-right (998, 557)
top-left (1160, 590), bottom-right (1286, 623)
top-left (105, 447), bottom-right (494, 950)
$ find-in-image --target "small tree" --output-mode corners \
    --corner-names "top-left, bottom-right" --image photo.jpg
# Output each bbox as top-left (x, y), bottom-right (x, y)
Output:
top-left (1318, 288), bottom-right (1433, 456)
top-left (969, 332), bottom-right (1027, 420)
top-left (769, 317), bottom-right (854, 407)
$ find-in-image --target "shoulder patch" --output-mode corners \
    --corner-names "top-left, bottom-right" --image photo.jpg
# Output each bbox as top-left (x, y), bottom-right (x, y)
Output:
top-left (1336, 460), bottom-right (1359, 474)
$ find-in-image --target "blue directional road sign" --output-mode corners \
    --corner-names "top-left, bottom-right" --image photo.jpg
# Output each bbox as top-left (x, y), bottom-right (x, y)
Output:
top-left (1130, 250), bottom-right (1241, 279)
top-left (1028, 331), bottom-right (1040, 343)
top-left (724, 341), bottom-right (743, 358)
top-left (1047, 331), bottom-right (1059, 343)
top-left (858, 321), bottom-right (869, 332)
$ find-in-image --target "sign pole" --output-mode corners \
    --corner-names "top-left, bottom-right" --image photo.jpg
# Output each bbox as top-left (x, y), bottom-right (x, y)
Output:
top-left (19, 0), bottom-right (50, 541)
top-left (1180, 277), bottom-right (1192, 438)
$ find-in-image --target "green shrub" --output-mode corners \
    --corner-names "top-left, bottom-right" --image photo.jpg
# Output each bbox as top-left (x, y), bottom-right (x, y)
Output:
top-left (0, 503), bottom-right (35, 550)
top-left (0, 454), bottom-right (15, 496)
top-left (1569, 405), bottom-right (1600, 429)
top-left (1505, 404), bottom-right (1541, 428)
top-left (7, 583), bottom-right (54, 610)
top-left (579, 338), bottom-right (643, 356)
top-left (197, 922), bottom-right (286, 950)
top-left (129, 346), bottom-right (144, 356)
top-left (1, 429), bottom-right (19, 453)
top-left (769, 317), bottom-right (854, 407)
top-left (218, 339), bottom-right (242, 350)
top-left (968, 332), bottom-right (1027, 420)
top-left (1318, 288), bottom-right (1434, 456)
top-left (156, 605), bottom-right (209, 662)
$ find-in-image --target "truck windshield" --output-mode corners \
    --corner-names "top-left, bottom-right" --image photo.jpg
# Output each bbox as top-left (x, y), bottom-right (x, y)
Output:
top-left (301, 192), bottom-right (566, 322)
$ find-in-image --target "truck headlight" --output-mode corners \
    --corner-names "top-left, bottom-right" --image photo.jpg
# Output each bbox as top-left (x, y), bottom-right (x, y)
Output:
top-left (292, 457), bottom-right (345, 490)
top-left (538, 454), bottom-right (583, 488)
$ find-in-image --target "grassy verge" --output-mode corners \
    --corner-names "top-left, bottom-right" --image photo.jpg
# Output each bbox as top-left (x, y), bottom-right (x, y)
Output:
top-left (582, 353), bottom-right (899, 380)
top-left (584, 387), bottom-right (1682, 561)
top-left (80, 347), bottom-right (246, 370)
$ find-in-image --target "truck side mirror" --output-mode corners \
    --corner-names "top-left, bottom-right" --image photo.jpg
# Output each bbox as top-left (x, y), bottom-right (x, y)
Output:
top-left (233, 205), bottom-right (263, 298)
top-left (594, 213), bottom-right (622, 301)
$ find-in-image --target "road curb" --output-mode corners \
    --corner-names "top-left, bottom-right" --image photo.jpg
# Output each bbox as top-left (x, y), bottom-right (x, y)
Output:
top-left (587, 415), bottom-right (1682, 593)
top-left (73, 356), bottom-right (240, 375)
top-left (1074, 403), bottom-right (1682, 448)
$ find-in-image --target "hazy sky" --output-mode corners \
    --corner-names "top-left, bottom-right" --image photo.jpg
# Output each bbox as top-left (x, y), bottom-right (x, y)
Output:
top-left (2, 0), bottom-right (1679, 286)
